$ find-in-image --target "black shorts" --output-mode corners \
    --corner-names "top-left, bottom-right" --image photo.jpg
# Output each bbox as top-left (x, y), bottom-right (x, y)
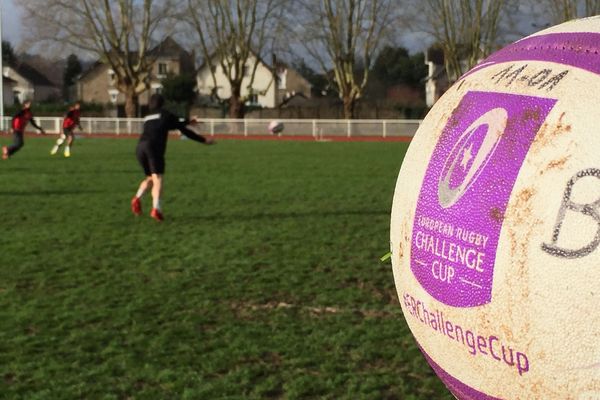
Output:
top-left (136, 141), bottom-right (165, 175)
top-left (63, 127), bottom-right (75, 136)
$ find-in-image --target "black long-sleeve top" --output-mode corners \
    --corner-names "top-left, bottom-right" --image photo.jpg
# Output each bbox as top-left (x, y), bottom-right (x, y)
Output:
top-left (139, 110), bottom-right (206, 155)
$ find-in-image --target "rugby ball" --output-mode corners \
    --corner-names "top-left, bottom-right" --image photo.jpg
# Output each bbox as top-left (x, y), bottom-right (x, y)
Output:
top-left (391, 17), bottom-right (600, 399)
top-left (268, 120), bottom-right (284, 134)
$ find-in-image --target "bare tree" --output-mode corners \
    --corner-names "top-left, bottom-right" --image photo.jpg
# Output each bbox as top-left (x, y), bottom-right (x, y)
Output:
top-left (19, 0), bottom-right (179, 117)
top-left (531, 0), bottom-right (600, 24)
top-left (186, 0), bottom-right (285, 118)
top-left (421, 0), bottom-right (516, 82)
top-left (292, 0), bottom-right (397, 119)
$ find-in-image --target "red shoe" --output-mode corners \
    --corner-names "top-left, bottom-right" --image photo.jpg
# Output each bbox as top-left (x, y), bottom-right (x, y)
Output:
top-left (150, 208), bottom-right (164, 222)
top-left (131, 197), bottom-right (142, 215)
top-left (2, 146), bottom-right (8, 160)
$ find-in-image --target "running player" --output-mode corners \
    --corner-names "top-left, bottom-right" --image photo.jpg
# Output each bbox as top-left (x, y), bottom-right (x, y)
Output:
top-left (2, 100), bottom-right (46, 159)
top-left (51, 102), bottom-right (82, 157)
top-left (131, 94), bottom-right (214, 221)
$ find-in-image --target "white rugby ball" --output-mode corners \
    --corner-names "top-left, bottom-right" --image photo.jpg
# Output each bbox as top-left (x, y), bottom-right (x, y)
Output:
top-left (268, 120), bottom-right (284, 134)
top-left (391, 17), bottom-right (600, 399)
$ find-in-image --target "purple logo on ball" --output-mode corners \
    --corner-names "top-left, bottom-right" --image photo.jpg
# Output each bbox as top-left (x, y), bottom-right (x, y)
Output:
top-left (411, 91), bottom-right (556, 308)
top-left (438, 108), bottom-right (508, 208)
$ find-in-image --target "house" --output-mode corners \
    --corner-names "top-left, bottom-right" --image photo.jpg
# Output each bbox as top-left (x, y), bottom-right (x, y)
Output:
top-left (3, 61), bottom-right (60, 103)
top-left (2, 76), bottom-right (17, 106)
top-left (72, 37), bottom-right (195, 112)
top-left (424, 47), bottom-right (450, 107)
top-left (196, 53), bottom-right (312, 108)
top-left (424, 46), bottom-right (482, 107)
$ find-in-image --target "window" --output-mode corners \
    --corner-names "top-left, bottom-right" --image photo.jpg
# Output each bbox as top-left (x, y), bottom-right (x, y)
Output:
top-left (107, 69), bottom-right (116, 84)
top-left (158, 63), bottom-right (168, 75)
top-left (210, 65), bottom-right (217, 73)
top-left (108, 89), bottom-right (119, 104)
top-left (243, 65), bottom-right (249, 77)
top-left (247, 94), bottom-right (258, 104)
top-left (152, 83), bottom-right (163, 94)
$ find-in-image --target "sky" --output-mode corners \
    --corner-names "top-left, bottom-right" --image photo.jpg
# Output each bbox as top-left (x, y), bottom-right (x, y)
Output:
top-left (2, 0), bottom-right (22, 44)
top-left (0, 0), bottom-right (544, 59)
top-left (0, 0), bottom-right (432, 55)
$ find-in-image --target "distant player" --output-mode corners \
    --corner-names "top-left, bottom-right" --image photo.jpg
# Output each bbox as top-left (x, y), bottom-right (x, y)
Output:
top-left (51, 102), bottom-right (82, 157)
top-left (131, 94), bottom-right (214, 221)
top-left (2, 100), bottom-right (46, 159)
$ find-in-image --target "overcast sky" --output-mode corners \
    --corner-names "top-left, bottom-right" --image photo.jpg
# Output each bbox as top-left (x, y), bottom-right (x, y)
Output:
top-left (0, 0), bottom-right (433, 54)
top-left (0, 0), bottom-right (542, 58)
top-left (2, 0), bottom-right (22, 44)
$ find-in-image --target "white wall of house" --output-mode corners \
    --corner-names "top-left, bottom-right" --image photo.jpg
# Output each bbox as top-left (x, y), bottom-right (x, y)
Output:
top-left (197, 54), bottom-right (277, 108)
top-left (3, 67), bottom-right (34, 103)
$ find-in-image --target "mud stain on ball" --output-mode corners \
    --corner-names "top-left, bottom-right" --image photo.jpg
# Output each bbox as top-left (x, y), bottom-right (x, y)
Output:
top-left (397, 241), bottom-right (404, 259)
top-left (489, 207), bottom-right (504, 223)
top-left (541, 156), bottom-right (571, 175)
top-left (503, 187), bottom-right (545, 360)
top-left (530, 112), bottom-right (572, 154)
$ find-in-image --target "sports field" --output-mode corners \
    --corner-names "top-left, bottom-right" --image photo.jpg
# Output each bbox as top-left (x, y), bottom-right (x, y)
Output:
top-left (0, 137), bottom-right (452, 399)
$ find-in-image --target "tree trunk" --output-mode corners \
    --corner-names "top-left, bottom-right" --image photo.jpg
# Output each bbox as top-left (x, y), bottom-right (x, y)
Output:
top-left (124, 90), bottom-right (139, 117)
top-left (343, 96), bottom-right (356, 119)
top-left (228, 85), bottom-right (245, 118)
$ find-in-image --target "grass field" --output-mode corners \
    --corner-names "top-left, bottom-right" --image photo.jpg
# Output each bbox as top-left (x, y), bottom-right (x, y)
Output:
top-left (0, 136), bottom-right (452, 399)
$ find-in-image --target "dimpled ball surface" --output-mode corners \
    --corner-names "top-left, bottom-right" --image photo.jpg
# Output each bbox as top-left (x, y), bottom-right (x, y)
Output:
top-left (391, 17), bottom-right (600, 399)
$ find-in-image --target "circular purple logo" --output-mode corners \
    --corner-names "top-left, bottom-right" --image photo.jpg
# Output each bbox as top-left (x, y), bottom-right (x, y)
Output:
top-left (438, 108), bottom-right (508, 208)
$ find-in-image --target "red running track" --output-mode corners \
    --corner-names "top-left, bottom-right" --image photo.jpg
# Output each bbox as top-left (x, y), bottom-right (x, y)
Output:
top-left (0, 131), bottom-right (413, 143)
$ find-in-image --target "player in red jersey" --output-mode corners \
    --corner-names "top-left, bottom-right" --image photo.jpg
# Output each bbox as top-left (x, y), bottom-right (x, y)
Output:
top-left (2, 100), bottom-right (46, 159)
top-left (51, 102), bottom-right (82, 157)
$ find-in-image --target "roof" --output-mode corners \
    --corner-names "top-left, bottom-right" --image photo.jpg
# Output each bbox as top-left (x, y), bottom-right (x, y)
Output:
top-left (279, 93), bottom-right (310, 108)
top-left (78, 61), bottom-right (105, 82)
top-left (148, 36), bottom-right (190, 59)
top-left (9, 61), bottom-right (56, 87)
top-left (3, 76), bottom-right (17, 84)
top-left (279, 94), bottom-right (340, 108)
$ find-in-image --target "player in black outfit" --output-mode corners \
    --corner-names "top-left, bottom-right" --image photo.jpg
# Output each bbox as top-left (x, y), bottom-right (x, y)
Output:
top-left (131, 94), bottom-right (214, 221)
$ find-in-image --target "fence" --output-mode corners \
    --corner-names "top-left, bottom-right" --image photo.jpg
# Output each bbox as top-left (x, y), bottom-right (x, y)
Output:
top-left (0, 117), bottom-right (422, 138)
